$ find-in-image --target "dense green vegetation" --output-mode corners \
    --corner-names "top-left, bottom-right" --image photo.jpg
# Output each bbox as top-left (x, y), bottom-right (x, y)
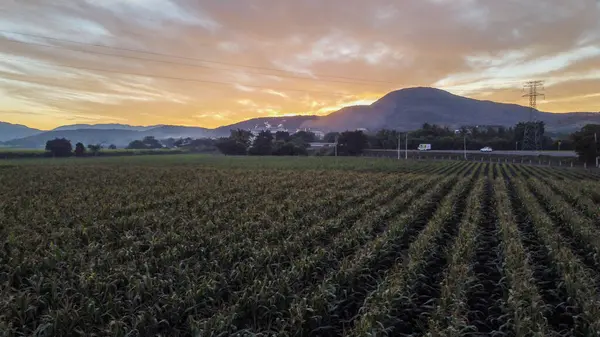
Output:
top-left (1, 156), bottom-right (600, 336)
top-left (3, 122), bottom-right (599, 164)
top-left (0, 148), bottom-right (185, 159)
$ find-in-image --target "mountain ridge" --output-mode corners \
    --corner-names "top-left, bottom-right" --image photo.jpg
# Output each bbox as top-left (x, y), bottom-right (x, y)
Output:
top-left (52, 123), bottom-right (163, 132)
top-left (300, 87), bottom-right (599, 131)
top-left (2, 87), bottom-right (599, 148)
top-left (0, 122), bottom-right (43, 142)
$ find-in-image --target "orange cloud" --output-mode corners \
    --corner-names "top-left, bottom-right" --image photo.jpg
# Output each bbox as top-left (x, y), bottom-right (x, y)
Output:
top-left (0, 0), bottom-right (598, 130)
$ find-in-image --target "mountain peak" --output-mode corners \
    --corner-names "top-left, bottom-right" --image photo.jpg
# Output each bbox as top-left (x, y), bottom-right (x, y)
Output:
top-left (379, 87), bottom-right (454, 100)
top-left (302, 87), bottom-right (600, 132)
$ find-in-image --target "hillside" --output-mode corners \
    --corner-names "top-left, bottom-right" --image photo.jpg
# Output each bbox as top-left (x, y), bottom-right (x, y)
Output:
top-left (2, 87), bottom-right (599, 147)
top-left (301, 87), bottom-right (600, 131)
top-left (1, 117), bottom-right (318, 148)
top-left (2, 129), bottom-right (141, 148)
top-left (52, 123), bottom-right (160, 132)
top-left (0, 122), bottom-right (42, 142)
top-left (139, 125), bottom-right (211, 139)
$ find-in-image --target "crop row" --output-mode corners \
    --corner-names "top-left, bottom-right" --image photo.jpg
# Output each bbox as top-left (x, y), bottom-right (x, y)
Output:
top-left (1, 160), bottom-right (599, 336)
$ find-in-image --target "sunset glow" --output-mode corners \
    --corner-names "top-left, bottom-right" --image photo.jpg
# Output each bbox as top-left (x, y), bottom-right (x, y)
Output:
top-left (0, 0), bottom-right (598, 130)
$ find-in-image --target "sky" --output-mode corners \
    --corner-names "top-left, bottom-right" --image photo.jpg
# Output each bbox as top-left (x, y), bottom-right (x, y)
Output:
top-left (0, 0), bottom-right (599, 130)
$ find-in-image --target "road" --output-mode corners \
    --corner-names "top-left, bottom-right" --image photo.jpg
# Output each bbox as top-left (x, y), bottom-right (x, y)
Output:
top-left (365, 149), bottom-right (578, 157)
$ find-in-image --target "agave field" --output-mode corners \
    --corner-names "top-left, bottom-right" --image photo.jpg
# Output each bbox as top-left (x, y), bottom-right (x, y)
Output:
top-left (1, 158), bottom-right (600, 336)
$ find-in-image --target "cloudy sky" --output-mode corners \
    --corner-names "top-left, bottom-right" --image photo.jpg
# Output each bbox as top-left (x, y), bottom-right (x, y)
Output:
top-left (0, 0), bottom-right (599, 130)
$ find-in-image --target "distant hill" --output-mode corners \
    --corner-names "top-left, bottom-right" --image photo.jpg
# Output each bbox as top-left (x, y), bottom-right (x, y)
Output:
top-left (0, 122), bottom-right (42, 142)
top-left (1, 120), bottom-right (310, 148)
top-left (139, 125), bottom-right (211, 139)
top-left (301, 87), bottom-right (600, 132)
top-left (2, 129), bottom-right (141, 148)
top-left (2, 88), bottom-right (599, 148)
top-left (2, 125), bottom-right (218, 148)
top-left (52, 123), bottom-right (161, 132)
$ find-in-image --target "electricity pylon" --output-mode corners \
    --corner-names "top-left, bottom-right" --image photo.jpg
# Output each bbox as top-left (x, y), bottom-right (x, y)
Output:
top-left (522, 80), bottom-right (545, 151)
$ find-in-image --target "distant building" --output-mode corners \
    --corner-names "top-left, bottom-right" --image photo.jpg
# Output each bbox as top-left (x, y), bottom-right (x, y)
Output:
top-left (312, 131), bottom-right (325, 139)
top-left (309, 142), bottom-right (336, 148)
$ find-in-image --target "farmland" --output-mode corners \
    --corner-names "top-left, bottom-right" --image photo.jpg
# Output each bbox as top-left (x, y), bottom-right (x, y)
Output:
top-left (1, 156), bottom-right (600, 336)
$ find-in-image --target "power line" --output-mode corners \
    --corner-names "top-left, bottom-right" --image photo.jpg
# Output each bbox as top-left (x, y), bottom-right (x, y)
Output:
top-left (0, 31), bottom-right (524, 98)
top-left (0, 29), bottom-right (397, 85)
top-left (0, 38), bottom-right (400, 87)
top-left (1, 57), bottom-right (357, 96)
top-left (0, 54), bottom-right (519, 99)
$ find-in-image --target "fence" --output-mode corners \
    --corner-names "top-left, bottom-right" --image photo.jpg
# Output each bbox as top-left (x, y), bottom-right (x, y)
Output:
top-left (361, 150), bottom-right (599, 170)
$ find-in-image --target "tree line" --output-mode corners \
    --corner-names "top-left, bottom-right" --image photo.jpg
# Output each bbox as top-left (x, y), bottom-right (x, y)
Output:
top-left (357, 122), bottom-right (599, 163)
top-left (45, 139), bottom-right (117, 157)
top-left (40, 122), bottom-right (600, 163)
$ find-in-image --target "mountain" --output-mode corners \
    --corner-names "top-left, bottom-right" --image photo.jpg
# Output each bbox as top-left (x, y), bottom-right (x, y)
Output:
top-left (0, 122), bottom-right (42, 142)
top-left (1, 117), bottom-right (315, 148)
top-left (139, 125), bottom-right (211, 139)
top-left (52, 123), bottom-right (160, 132)
top-left (1, 126), bottom-right (214, 148)
top-left (3, 87), bottom-right (600, 147)
top-left (2, 129), bottom-right (141, 148)
top-left (301, 87), bottom-right (600, 132)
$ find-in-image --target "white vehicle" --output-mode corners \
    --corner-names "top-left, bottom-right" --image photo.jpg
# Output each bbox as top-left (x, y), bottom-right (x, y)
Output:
top-left (418, 144), bottom-right (432, 151)
top-left (480, 146), bottom-right (493, 152)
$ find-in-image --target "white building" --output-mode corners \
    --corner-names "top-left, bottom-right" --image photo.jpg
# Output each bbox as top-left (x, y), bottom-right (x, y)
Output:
top-left (309, 142), bottom-right (336, 148)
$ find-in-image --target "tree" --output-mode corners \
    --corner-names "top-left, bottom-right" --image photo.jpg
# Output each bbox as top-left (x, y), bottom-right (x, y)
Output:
top-left (108, 144), bottom-right (117, 150)
top-left (173, 138), bottom-right (192, 148)
top-left (216, 138), bottom-right (247, 155)
top-left (74, 142), bottom-right (86, 157)
top-left (571, 124), bottom-right (600, 164)
top-left (373, 129), bottom-right (400, 149)
top-left (161, 137), bottom-right (179, 148)
top-left (87, 144), bottom-right (102, 155)
top-left (174, 138), bottom-right (217, 152)
top-left (275, 131), bottom-right (291, 142)
top-left (272, 141), bottom-right (308, 156)
top-left (127, 140), bottom-right (147, 149)
top-left (215, 129), bottom-right (253, 155)
top-left (337, 130), bottom-right (368, 155)
top-left (230, 129), bottom-right (253, 148)
top-left (248, 130), bottom-right (274, 155)
top-left (323, 132), bottom-right (340, 143)
top-left (142, 136), bottom-right (162, 149)
top-left (292, 131), bottom-right (316, 144)
top-left (45, 138), bottom-right (72, 157)
top-left (288, 131), bottom-right (315, 150)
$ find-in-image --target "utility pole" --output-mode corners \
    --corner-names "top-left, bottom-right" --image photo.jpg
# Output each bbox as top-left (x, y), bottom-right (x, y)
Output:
top-left (397, 133), bottom-right (401, 160)
top-left (522, 80), bottom-right (545, 152)
top-left (463, 134), bottom-right (467, 160)
top-left (405, 132), bottom-right (408, 159)
top-left (334, 134), bottom-right (338, 157)
top-left (594, 132), bottom-right (600, 167)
